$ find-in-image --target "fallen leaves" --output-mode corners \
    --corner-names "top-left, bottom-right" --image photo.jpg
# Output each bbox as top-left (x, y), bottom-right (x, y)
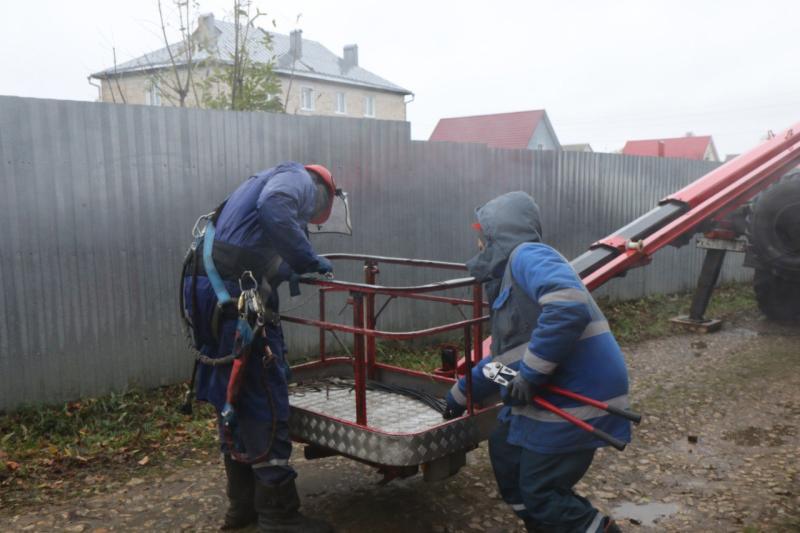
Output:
top-left (0, 384), bottom-right (219, 514)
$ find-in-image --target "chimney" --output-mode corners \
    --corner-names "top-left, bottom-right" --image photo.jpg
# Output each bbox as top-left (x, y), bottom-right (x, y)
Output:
top-left (343, 44), bottom-right (359, 69)
top-left (195, 13), bottom-right (220, 51)
top-left (657, 140), bottom-right (666, 157)
top-left (290, 29), bottom-right (303, 59)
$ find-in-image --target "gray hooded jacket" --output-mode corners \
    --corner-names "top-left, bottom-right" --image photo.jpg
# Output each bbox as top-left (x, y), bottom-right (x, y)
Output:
top-left (466, 191), bottom-right (543, 302)
top-left (455, 191), bottom-right (632, 455)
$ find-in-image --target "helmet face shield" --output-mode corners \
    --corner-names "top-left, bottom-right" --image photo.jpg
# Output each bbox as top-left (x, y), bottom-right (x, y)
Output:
top-left (305, 164), bottom-right (337, 224)
top-left (309, 189), bottom-right (352, 235)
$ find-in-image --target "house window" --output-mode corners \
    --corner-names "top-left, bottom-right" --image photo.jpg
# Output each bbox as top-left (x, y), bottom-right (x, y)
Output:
top-left (146, 82), bottom-right (161, 106)
top-left (364, 95), bottom-right (375, 117)
top-left (335, 92), bottom-right (347, 114)
top-left (300, 87), bottom-right (314, 111)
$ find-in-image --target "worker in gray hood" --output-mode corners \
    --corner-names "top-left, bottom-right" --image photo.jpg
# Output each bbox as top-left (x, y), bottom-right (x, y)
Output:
top-left (463, 190), bottom-right (544, 302)
top-left (445, 191), bottom-right (630, 532)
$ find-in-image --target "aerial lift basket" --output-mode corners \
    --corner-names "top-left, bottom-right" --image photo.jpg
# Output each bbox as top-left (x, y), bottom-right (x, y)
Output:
top-left (282, 255), bottom-right (494, 478)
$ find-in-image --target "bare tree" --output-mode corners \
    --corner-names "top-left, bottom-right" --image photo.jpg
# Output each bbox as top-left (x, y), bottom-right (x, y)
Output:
top-left (108, 47), bottom-right (128, 104)
top-left (200, 0), bottom-right (283, 112)
top-left (151, 0), bottom-right (202, 107)
top-left (281, 13), bottom-right (303, 112)
top-left (100, 0), bottom-right (281, 111)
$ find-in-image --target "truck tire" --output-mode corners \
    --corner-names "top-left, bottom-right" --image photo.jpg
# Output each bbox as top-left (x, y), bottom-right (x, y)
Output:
top-left (748, 172), bottom-right (800, 274)
top-left (753, 267), bottom-right (800, 321)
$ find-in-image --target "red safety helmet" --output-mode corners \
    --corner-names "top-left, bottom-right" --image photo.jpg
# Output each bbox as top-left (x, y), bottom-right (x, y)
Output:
top-left (305, 164), bottom-right (337, 224)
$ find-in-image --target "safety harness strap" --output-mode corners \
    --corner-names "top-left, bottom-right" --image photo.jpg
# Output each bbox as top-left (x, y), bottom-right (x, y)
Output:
top-left (203, 221), bottom-right (233, 306)
top-left (193, 239), bottom-right (276, 283)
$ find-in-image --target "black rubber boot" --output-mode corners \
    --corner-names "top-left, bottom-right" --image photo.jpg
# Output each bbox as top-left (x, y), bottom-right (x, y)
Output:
top-left (254, 477), bottom-right (333, 533)
top-left (220, 455), bottom-right (257, 530)
top-left (522, 517), bottom-right (541, 532)
top-left (603, 516), bottom-right (622, 533)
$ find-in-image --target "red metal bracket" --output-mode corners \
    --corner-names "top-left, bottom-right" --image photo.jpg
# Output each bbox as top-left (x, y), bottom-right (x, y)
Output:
top-left (703, 228), bottom-right (737, 241)
top-left (591, 235), bottom-right (628, 251)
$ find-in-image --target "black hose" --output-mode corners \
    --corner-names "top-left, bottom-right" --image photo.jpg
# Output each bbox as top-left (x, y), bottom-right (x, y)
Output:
top-left (366, 381), bottom-right (447, 414)
top-left (178, 246), bottom-right (197, 415)
top-left (178, 246), bottom-right (195, 344)
top-left (291, 378), bottom-right (447, 415)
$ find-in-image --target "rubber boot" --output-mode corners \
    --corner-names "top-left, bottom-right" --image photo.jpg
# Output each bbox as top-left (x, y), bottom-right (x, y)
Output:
top-left (220, 455), bottom-right (257, 530)
top-left (254, 477), bottom-right (333, 533)
top-left (603, 517), bottom-right (622, 533)
top-left (522, 517), bottom-right (542, 532)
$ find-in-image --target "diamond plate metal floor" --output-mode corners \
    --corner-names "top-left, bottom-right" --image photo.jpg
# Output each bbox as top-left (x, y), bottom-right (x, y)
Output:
top-left (289, 386), bottom-right (444, 434)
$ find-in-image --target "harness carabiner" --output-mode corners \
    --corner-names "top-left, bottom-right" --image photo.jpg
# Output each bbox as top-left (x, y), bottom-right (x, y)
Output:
top-left (238, 270), bottom-right (266, 324)
top-left (239, 270), bottom-right (259, 293)
top-left (192, 211), bottom-right (219, 254)
top-left (192, 211), bottom-right (215, 240)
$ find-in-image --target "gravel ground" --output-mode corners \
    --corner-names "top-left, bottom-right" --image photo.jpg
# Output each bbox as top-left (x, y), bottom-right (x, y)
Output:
top-left (2, 313), bottom-right (799, 532)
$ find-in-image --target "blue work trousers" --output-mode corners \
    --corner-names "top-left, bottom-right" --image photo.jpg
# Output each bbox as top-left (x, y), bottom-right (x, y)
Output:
top-left (218, 415), bottom-right (296, 486)
top-left (489, 422), bottom-right (604, 532)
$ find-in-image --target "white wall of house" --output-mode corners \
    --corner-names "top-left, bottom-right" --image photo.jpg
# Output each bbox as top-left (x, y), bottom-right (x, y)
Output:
top-left (282, 76), bottom-right (406, 121)
top-left (704, 143), bottom-right (720, 162)
top-left (98, 70), bottom-right (406, 121)
top-left (527, 122), bottom-right (560, 151)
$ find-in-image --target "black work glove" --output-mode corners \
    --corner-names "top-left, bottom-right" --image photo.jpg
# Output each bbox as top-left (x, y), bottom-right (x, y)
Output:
top-left (507, 373), bottom-right (540, 406)
top-left (288, 273), bottom-right (302, 297)
top-left (442, 391), bottom-right (466, 420)
top-left (315, 256), bottom-right (333, 275)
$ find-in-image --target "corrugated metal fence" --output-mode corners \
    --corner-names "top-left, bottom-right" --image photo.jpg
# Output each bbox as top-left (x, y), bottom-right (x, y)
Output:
top-left (0, 96), bottom-right (749, 409)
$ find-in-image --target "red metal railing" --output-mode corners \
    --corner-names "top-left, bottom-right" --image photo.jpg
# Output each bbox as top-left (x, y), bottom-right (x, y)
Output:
top-left (281, 255), bottom-right (489, 426)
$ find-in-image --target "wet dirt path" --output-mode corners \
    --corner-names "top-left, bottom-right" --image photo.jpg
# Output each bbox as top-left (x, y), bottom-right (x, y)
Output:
top-left (2, 315), bottom-right (799, 532)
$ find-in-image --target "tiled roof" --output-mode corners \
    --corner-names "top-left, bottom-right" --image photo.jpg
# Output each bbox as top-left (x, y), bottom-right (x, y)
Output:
top-left (92, 17), bottom-right (410, 95)
top-left (429, 110), bottom-right (547, 149)
top-left (622, 136), bottom-right (714, 160)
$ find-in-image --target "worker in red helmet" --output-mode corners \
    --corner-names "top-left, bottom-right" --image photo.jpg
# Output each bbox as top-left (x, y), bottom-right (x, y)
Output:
top-left (181, 162), bottom-right (338, 532)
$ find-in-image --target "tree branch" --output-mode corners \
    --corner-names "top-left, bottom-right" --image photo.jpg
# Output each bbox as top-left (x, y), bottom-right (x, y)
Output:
top-left (157, 0), bottom-right (189, 106)
top-left (112, 47), bottom-right (127, 104)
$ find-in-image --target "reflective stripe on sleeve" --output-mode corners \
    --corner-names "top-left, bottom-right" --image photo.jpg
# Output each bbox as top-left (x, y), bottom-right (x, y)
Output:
top-left (252, 458), bottom-right (290, 468)
top-left (450, 382), bottom-right (467, 406)
top-left (522, 349), bottom-right (557, 374)
top-left (494, 343), bottom-right (527, 365)
top-left (511, 394), bottom-right (629, 422)
top-left (511, 503), bottom-right (526, 511)
top-left (538, 288), bottom-right (589, 305)
top-left (579, 320), bottom-right (611, 340)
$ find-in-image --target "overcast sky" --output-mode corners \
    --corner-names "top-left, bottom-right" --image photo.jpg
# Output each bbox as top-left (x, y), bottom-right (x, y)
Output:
top-left (2, 0), bottom-right (798, 155)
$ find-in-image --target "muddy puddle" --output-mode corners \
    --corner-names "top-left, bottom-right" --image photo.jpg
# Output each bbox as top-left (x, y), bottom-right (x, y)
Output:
top-left (612, 502), bottom-right (680, 527)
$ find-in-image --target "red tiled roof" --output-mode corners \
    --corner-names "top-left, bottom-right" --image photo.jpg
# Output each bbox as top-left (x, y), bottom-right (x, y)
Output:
top-left (429, 110), bottom-right (546, 149)
top-left (622, 136), bottom-right (713, 160)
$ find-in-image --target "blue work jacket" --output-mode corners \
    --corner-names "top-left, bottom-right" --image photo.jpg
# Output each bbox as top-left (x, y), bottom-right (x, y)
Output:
top-left (183, 162), bottom-right (325, 421)
top-left (451, 192), bottom-right (632, 453)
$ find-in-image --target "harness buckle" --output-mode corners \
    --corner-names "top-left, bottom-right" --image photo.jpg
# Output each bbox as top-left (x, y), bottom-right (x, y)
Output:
top-left (238, 271), bottom-right (266, 323)
top-left (239, 270), bottom-right (259, 292)
top-left (191, 211), bottom-right (216, 248)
